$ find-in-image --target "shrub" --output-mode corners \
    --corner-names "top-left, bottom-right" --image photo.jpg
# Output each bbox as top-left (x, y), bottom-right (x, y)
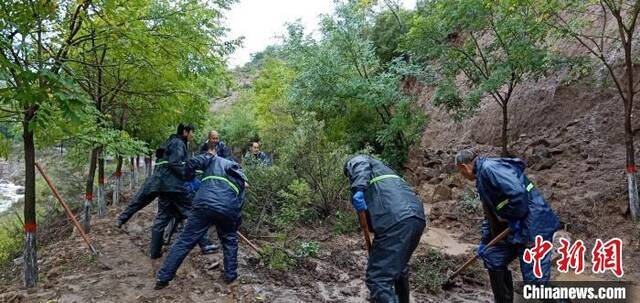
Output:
top-left (0, 216), bottom-right (22, 267)
top-left (278, 117), bottom-right (350, 218)
top-left (259, 233), bottom-right (296, 271)
top-left (332, 209), bottom-right (359, 235)
top-left (274, 179), bottom-right (314, 230)
top-left (459, 186), bottom-right (481, 214)
top-left (294, 241), bottom-right (320, 258)
top-left (412, 248), bottom-right (455, 294)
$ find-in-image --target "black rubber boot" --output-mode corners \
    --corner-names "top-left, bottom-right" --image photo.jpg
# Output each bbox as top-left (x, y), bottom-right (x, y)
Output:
top-left (488, 270), bottom-right (514, 303)
top-left (150, 230), bottom-right (164, 259)
top-left (154, 280), bottom-right (169, 290)
top-left (394, 269), bottom-right (410, 303)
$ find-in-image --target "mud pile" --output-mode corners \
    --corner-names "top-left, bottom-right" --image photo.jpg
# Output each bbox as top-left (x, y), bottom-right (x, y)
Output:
top-left (406, 74), bottom-right (640, 281)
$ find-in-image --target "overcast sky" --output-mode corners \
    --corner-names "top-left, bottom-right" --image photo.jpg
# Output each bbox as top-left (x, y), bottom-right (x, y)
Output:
top-left (225, 0), bottom-right (415, 67)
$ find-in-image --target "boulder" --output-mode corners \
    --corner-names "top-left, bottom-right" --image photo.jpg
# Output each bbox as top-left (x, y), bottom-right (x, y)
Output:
top-left (431, 184), bottom-right (452, 202)
top-left (418, 183), bottom-right (435, 203)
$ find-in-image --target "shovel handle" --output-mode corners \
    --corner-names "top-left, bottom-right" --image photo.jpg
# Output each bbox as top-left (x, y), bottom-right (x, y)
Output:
top-left (445, 227), bottom-right (511, 282)
top-left (36, 162), bottom-right (98, 255)
top-left (237, 231), bottom-right (262, 254)
top-left (358, 211), bottom-right (372, 252)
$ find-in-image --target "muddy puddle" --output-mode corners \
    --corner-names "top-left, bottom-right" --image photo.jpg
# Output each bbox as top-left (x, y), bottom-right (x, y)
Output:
top-left (421, 226), bottom-right (475, 256)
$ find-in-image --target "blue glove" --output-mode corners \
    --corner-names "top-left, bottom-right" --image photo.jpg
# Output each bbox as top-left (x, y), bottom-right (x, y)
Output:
top-left (477, 243), bottom-right (487, 257)
top-left (508, 219), bottom-right (523, 233)
top-left (351, 191), bottom-right (367, 212)
top-left (184, 179), bottom-right (201, 194)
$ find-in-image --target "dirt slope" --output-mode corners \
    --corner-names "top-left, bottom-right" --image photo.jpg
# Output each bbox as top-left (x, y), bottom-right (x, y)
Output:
top-left (407, 69), bottom-right (640, 281)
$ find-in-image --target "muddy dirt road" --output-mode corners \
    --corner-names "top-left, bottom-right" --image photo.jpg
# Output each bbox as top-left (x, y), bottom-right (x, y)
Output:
top-left (1, 196), bottom-right (495, 302)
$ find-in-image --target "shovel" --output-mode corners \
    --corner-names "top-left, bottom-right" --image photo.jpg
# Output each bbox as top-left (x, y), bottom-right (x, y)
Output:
top-left (357, 211), bottom-right (372, 251)
top-left (442, 227), bottom-right (511, 289)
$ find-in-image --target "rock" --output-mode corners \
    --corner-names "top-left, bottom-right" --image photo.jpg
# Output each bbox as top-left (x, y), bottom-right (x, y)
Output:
top-left (431, 184), bottom-right (452, 202)
top-left (47, 267), bottom-right (61, 280)
top-left (422, 168), bottom-right (440, 181)
top-left (418, 184), bottom-right (435, 203)
top-left (527, 155), bottom-right (542, 166)
top-left (427, 176), bottom-right (443, 185)
top-left (533, 146), bottom-right (550, 158)
top-left (13, 256), bottom-right (23, 266)
top-left (530, 139), bottom-right (551, 147)
top-left (442, 176), bottom-right (463, 189)
top-left (567, 119), bottom-right (580, 127)
top-left (536, 158), bottom-right (555, 170)
top-left (425, 160), bottom-right (442, 169)
top-left (549, 148), bottom-right (563, 155)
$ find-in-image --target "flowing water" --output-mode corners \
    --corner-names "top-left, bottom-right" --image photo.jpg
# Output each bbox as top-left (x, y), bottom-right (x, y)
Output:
top-left (0, 179), bottom-right (24, 213)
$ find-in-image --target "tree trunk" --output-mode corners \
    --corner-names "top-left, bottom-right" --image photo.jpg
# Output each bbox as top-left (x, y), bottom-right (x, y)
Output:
top-left (625, 101), bottom-right (639, 220)
top-left (22, 109), bottom-right (38, 288)
top-left (145, 156), bottom-right (152, 177)
top-left (113, 156), bottom-right (122, 206)
top-left (622, 29), bottom-right (639, 220)
top-left (129, 157), bottom-right (135, 191)
top-left (135, 156), bottom-right (141, 183)
top-left (97, 152), bottom-right (106, 217)
top-left (83, 147), bottom-right (99, 233)
top-left (501, 104), bottom-right (509, 157)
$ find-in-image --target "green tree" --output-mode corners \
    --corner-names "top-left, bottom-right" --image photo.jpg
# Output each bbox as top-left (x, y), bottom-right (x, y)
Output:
top-left (404, 0), bottom-right (553, 156)
top-left (537, 0), bottom-right (640, 219)
top-left (0, 0), bottom-right (93, 287)
top-left (286, 1), bottom-right (426, 168)
top-left (370, 3), bottom-right (412, 64)
top-left (63, 0), bottom-right (238, 229)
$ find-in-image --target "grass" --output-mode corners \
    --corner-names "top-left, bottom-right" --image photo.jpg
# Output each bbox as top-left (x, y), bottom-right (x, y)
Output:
top-left (412, 248), bottom-right (485, 294)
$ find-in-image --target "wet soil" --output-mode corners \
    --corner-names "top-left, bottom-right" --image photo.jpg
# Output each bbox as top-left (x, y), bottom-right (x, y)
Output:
top-left (0, 190), bottom-right (493, 302)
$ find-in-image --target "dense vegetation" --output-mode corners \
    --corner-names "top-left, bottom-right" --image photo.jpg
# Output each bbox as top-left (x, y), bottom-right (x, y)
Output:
top-left (1, 0), bottom-right (639, 287)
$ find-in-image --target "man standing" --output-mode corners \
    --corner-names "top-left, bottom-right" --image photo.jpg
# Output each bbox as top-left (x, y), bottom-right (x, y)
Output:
top-left (155, 141), bottom-right (247, 290)
top-left (343, 155), bottom-right (426, 303)
top-left (114, 124), bottom-right (217, 258)
top-left (454, 150), bottom-right (561, 303)
top-left (199, 130), bottom-right (232, 159)
top-left (243, 141), bottom-right (271, 166)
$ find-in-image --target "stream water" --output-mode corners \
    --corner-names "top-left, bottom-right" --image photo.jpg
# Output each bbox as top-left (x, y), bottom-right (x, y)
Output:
top-left (0, 179), bottom-right (24, 214)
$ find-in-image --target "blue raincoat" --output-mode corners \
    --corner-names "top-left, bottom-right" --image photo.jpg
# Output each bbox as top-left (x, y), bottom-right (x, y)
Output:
top-left (474, 157), bottom-right (560, 282)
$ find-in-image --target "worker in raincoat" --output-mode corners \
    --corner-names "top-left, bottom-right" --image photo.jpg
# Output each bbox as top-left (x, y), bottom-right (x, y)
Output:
top-left (155, 141), bottom-right (247, 290)
top-left (455, 149), bottom-right (561, 303)
top-left (344, 155), bottom-right (426, 303)
top-left (115, 124), bottom-right (216, 258)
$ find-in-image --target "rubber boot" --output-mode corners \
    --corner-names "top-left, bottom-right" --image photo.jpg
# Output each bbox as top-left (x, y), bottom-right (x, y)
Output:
top-left (488, 270), bottom-right (514, 303)
top-left (150, 230), bottom-right (164, 259)
top-left (394, 269), bottom-right (410, 303)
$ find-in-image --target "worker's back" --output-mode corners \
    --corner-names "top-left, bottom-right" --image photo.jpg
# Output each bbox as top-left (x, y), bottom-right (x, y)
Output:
top-left (186, 154), bottom-right (247, 219)
top-left (344, 155), bottom-right (426, 234)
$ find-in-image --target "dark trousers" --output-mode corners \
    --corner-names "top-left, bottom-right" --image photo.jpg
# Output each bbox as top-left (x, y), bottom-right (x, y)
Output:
top-left (481, 232), bottom-right (554, 303)
top-left (366, 217), bottom-right (425, 303)
top-left (157, 207), bottom-right (238, 283)
top-left (116, 181), bottom-right (158, 224)
top-left (149, 193), bottom-right (211, 259)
